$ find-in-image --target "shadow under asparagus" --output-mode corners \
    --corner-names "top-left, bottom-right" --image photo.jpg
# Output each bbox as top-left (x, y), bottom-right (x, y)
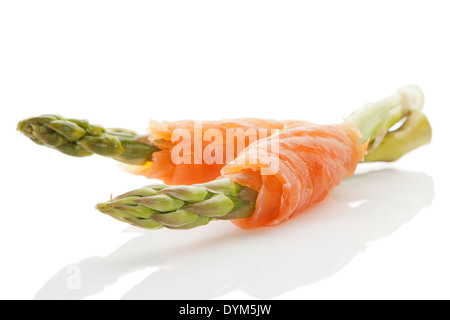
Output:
top-left (34, 168), bottom-right (434, 300)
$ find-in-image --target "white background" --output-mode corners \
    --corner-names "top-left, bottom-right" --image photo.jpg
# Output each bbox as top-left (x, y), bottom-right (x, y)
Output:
top-left (0, 1), bottom-right (449, 300)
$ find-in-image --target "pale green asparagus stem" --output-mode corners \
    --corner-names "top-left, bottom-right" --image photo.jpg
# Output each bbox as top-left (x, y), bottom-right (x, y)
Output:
top-left (96, 179), bottom-right (258, 230)
top-left (17, 115), bottom-right (159, 165)
top-left (363, 110), bottom-right (432, 162)
top-left (347, 85), bottom-right (428, 157)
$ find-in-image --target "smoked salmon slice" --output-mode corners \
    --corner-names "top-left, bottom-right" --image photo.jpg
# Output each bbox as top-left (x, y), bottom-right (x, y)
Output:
top-left (221, 122), bottom-right (367, 228)
top-left (123, 119), bottom-right (300, 185)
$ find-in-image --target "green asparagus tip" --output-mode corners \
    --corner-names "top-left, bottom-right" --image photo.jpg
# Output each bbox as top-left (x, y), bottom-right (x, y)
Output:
top-left (17, 114), bottom-right (159, 165)
top-left (96, 179), bottom-right (258, 230)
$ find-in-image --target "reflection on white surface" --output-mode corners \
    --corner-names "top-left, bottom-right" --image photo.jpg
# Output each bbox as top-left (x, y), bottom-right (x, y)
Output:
top-left (34, 169), bottom-right (434, 300)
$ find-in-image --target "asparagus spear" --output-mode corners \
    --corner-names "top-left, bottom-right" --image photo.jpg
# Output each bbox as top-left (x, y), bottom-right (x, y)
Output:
top-left (96, 179), bottom-right (258, 229)
top-left (17, 86), bottom-right (427, 165)
top-left (17, 115), bottom-right (159, 165)
top-left (96, 85), bottom-right (432, 230)
top-left (98, 117), bottom-right (432, 230)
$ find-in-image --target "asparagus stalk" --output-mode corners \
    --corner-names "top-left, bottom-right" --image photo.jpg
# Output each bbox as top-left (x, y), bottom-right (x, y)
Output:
top-left (98, 119), bottom-right (432, 230)
top-left (17, 115), bottom-right (159, 165)
top-left (348, 85), bottom-right (431, 161)
top-left (96, 179), bottom-right (258, 229)
top-left (97, 85), bottom-right (432, 230)
top-left (363, 110), bottom-right (432, 162)
top-left (18, 86), bottom-right (426, 166)
top-left (347, 85), bottom-right (425, 151)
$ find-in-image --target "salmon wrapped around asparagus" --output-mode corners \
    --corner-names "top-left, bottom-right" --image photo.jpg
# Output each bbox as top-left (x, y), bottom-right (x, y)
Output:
top-left (92, 85), bottom-right (432, 229)
top-left (17, 86), bottom-right (429, 186)
top-left (124, 119), bottom-right (299, 185)
top-left (17, 115), bottom-right (297, 185)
